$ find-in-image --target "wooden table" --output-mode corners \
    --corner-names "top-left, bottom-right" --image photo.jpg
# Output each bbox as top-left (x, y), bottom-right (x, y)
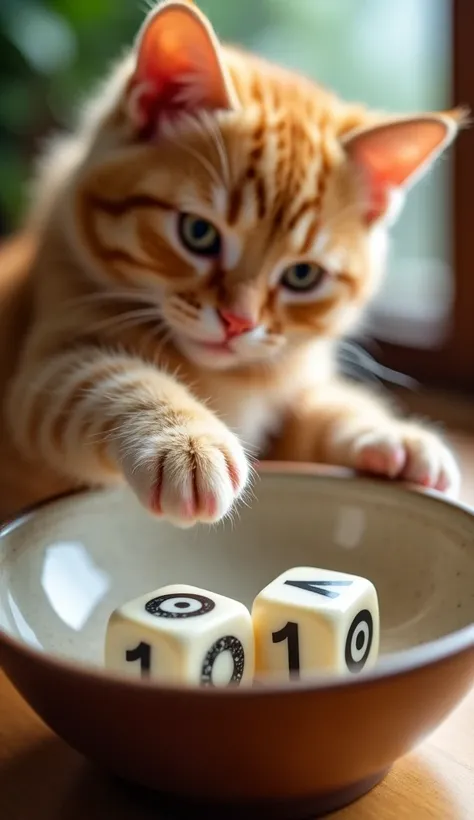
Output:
top-left (1, 433), bottom-right (474, 819)
top-left (0, 669), bottom-right (473, 819)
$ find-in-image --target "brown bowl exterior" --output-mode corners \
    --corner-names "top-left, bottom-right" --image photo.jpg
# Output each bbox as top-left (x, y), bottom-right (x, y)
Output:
top-left (1, 631), bottom-right (474, 818)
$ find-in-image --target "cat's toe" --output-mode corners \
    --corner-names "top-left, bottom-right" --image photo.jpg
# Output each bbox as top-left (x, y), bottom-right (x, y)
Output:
top-left (400, 430), bottom-right (460, 497)
top-left (351, 430), bottom-right (407, 478)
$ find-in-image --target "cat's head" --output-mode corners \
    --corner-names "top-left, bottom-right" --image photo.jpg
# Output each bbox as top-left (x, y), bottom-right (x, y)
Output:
top-left (68, 0), bottom-right (464, 370)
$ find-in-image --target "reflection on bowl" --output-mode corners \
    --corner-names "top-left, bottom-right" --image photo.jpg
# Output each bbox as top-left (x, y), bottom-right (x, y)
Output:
top-left (1, 466), bottom-right (474, 819)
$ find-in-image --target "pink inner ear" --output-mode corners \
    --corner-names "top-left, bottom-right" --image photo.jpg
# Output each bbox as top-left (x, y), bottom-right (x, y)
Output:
top-left (129, 4), bottom-right (233, 133)
top-left (346, 118), bottom-right (452, 223)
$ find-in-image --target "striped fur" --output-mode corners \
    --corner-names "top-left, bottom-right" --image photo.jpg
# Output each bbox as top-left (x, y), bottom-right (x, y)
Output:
top-left (0, 1), bottom-right (462, 523)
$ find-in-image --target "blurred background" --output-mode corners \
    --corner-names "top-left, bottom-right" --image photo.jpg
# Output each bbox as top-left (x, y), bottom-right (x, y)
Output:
top-left (0, 0), bottom-right (473, 397)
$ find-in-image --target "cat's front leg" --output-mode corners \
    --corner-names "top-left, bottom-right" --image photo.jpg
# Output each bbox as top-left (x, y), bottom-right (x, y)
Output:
top-left (270, 381), bottom-right (460, 496)
top-left (6, 348), bottom-right (249, 527)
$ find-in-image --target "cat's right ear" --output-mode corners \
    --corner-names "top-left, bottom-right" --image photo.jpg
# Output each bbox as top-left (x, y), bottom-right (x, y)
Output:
top-left (342, 111), bottom-right (466, 224)
top-left (126, 0), bottom-right (238, 135)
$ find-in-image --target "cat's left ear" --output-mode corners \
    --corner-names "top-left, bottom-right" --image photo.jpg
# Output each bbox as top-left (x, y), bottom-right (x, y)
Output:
top-left (343, 110), bottom-right (467, 224)
top-left (127, 0), bottom-right (238, 134)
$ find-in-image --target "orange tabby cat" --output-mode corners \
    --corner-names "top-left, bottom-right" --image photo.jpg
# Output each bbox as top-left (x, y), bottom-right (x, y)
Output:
top-left (0, 0), bottom-right (464, 524)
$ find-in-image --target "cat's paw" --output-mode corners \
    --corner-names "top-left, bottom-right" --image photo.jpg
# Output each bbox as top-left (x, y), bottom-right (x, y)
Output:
top-left (120, 420), bottom-right (249, 527)
top-left (347, 425), bottom-right (460, 496)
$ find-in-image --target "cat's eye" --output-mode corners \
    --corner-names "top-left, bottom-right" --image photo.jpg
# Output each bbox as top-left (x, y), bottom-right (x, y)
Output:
top-left (280, 262), bottom-right (326, 292)
top-left (178, 213), bottom-right (221, 257)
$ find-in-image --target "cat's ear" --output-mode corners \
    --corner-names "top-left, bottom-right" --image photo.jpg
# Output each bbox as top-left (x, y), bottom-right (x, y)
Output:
top-left (343, 111), bottom-right (466, 224)
top-left (127, 0), bottom-right (238, 134)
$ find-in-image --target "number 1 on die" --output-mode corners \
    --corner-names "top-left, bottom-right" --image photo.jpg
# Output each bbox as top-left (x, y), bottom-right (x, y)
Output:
top-left (253, 567), bottom-right (380, 680)
top-left (105, 584), bottom-right (255, 687)
top-left (126, 642), bottom-right (151, 676)
top-left (272, 621), bottom-right (301, 678)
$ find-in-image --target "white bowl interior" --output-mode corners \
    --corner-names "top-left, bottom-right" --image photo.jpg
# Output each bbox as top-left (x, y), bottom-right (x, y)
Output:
top-left (1, 472), bottom-right (474, 672)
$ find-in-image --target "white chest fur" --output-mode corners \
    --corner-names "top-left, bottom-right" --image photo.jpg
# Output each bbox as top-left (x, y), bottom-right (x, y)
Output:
top-left (211, 387), bottom-right (283, 452)
top-left (193, 341), bottom-right (334, 454)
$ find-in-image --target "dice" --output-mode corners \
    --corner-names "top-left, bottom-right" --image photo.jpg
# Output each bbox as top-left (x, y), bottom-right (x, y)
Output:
top-left (252, 566), bottom-right (379, 681)
top-left (105, 583), bottom-right (254, 687)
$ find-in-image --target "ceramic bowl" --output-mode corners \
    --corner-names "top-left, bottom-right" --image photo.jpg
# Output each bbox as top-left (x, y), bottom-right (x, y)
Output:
top-left (1, 466), bottom-right (474, 819)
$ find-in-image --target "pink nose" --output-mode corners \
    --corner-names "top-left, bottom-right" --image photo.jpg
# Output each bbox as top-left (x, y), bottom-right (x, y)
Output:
top-left (219, 309), bottom-right (255, 339)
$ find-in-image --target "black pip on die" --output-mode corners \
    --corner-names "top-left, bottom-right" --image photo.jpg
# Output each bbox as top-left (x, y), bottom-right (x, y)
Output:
top-left (252, 567), bottom-right (380, 681)
top-left (105, 584), bottom-right (255, 686)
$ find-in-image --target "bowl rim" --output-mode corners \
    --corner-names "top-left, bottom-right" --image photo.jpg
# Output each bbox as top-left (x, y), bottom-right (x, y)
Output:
top-left (1, 462), bottom-right (474, 699)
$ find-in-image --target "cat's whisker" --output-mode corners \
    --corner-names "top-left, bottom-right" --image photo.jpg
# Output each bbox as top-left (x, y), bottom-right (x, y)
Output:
top-left (88, 423), bottom-right (126, 444)
top-left (206, 115), bottom-right (231, 188)
top-left (150, 325), bottom-right (173, 347)
top-left (161, 116), bottom-right (223, 189)
top-left (107, 317), bottom-right (164, 337)
top-left (338, 339), bottom-right (417, 389)
top-left (165, 297), bottom-right (201, 321)
top-left (85, 309), bottom-right (163, 336)
top-left (129, 314), bottom-right (173, 351)
top-left (62, 290), bottom-right (159, 313)
top-left (140, 320), bottom-right (169, 343)
top-left (187, 110), bottom-right (230, 188)
top-left (64, 289), bottom-right (152, 305)
top-left (147, 327), bottom-right (175, 364)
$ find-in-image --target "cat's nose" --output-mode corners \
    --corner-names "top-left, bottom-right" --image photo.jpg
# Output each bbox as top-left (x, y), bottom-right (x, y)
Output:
top-left (218, 309), bottom-right (256, 339)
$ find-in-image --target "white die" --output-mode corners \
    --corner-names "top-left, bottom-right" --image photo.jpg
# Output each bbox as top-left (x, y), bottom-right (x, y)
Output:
top-left (105, 583), bottom-right (254, 687)
top-left (252, 566), bottom-right (380, 681)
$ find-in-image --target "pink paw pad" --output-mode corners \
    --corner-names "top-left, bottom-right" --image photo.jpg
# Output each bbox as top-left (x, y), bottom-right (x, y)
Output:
top-left (181, 499), bottom-right (197, 520)
top-left (435, 473), bottom-right (450, 493)
top-left (357, 442), bottom-right (406, 478)
top-left (412, 473), bottom-right (433, 488)
top-left (150, 470), bottom-right (163, 515)
top-left (201, 494), bottom-right (218, 518)
top-left (225, 458), bottom-right (242, 492)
